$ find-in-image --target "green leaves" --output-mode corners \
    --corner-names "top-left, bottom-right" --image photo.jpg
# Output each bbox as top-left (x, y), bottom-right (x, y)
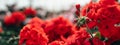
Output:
top-left (0, 30), bottom-right (19, 45)
top-left (0, 24), bottom-right (21, 45)
top-left (77, 17), bottom-right (86, 27)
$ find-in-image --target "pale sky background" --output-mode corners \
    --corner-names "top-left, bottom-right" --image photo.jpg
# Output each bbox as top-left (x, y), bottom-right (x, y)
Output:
top-left (0, 0), bottom-right (91, 12)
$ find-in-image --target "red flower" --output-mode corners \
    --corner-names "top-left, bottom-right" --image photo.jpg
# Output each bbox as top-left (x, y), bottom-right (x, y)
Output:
top-left (19, 17), bottom-right (48, 45)
top-left (81, 0), bottom-right (118, 20)
top-left (65, 28), bottom-right (90, 45)
top-left (24, 7), bottom-right (36, 16)
top-left (4, 15), bottom-right (16, 26)
top-left (4, 12), bottom-right (26, 26)
top-left (19, 24), bottom-right (48, 45)
top-left (52, 16), bottom-right (73, 35)
top-left (96, 5), bottom-right (120, 38)
top-left (81, 0), bottom-right (120, 44)
top-left (12, 12), bottom-right (26, 23)
top-left (44, 16), bottom-right (74, 42)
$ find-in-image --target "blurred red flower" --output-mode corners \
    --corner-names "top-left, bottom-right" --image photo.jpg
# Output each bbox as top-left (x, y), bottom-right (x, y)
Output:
top-left (12, 12), bottom-right (26, 23)
top-left (4, 12), bottom-right (26, 26)
top-left (24, 7), bottom-right (36, 16)
top-left (4, 15), bottom-right (16, 26)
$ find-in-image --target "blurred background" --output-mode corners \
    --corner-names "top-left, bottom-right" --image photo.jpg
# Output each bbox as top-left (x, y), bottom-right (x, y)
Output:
top-left (0, 0), bottom-right (90, 12)
top-left (0, 0), bottom-right (91, 22)
top-left (0, 0), bottom-right (91, 45)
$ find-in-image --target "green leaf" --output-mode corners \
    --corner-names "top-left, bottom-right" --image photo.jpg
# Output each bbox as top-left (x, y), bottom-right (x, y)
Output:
top-left (94, 32), bottom-right (101, 39)
top-left (77, 17), bottom-right (86, 26)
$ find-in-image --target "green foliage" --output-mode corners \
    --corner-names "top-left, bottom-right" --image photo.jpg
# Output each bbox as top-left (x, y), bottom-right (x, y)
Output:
top-left (0, 22), bottom-right (22, 45)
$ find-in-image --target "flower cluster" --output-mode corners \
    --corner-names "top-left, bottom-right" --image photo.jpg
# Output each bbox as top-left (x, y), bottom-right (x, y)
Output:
top-left (4, 12), bottom-right (26, 26)
top-left (19, 16), bottom-right (76, 45)
top-left (19, 16), bottom-right (107, 45)
top-left (19, 0), bottom-right (120, 45)
top-left (80, 0), bottom-right (120, 45)
top-left (44, 16), bottom-right (74, 42)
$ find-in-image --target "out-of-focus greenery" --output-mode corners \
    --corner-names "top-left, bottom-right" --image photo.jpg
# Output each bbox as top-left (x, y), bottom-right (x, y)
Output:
top-left (0, 21), bottom-right (24, 45)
